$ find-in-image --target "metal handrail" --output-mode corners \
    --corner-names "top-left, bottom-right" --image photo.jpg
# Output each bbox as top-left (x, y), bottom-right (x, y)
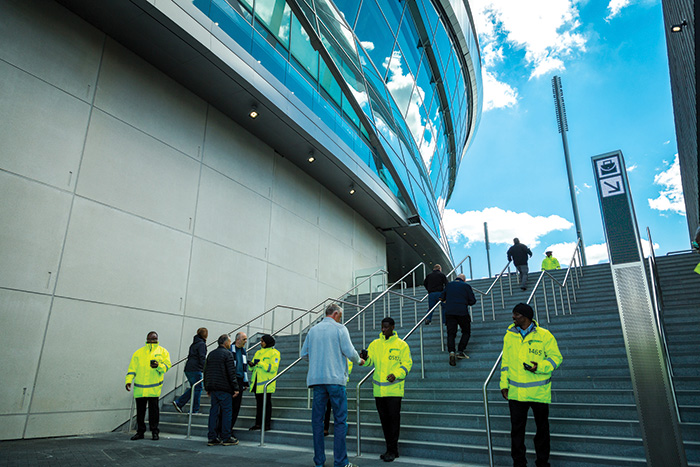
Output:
top-left (482, 239), bottom-right (583, 467)
top-left (355, 299), bottom-right (440, 456)
top-left (446, 255), bottom-right (473, 280)
top-left (186, 378), bottom-right (204, 438)
top-left (257, 262), bottom-right (426, 446)
top-left (471, 261), bottom-right (513, 322)
top-left (646, 227), bottom-right (680, 422)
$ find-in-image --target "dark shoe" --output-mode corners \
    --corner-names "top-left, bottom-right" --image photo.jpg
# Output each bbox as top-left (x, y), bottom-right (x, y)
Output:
top-left (207, 438), bottom-right (221, 446)
top-left (323, 429), bottom-right (329, 436)
top-left (382, 452), bottom-right (396, 462)
top-left (130, 433), bottom-right (144, 440)
top-left (152, 433), bottom-right (159, 440)
top-left (456, 351), bottom-right (469, 359)
top-left (172, 401), bottom-right (183, 413)
top-left (264, 426), bottom-right (271, 431)
top-left (449, 352), bottom-right (456, 366)
top-left (424, 320), bottom-right (431, 325)
top-left (221, 437), bottom-right (239, 446)
top-left (521, 287), bottom-right (527, 291)
top-left (249, 425), bottom-right (261, 431)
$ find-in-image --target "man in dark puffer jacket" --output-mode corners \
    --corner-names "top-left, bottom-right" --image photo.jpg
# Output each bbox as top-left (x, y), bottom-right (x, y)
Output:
top-left (173, 327), bottom-right (207, 414)
top-left (204, 334), bottom-right (240, 446)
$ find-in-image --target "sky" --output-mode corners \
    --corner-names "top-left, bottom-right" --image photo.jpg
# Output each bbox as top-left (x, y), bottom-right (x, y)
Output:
top-left (442, 0), bottom-right (689, 278)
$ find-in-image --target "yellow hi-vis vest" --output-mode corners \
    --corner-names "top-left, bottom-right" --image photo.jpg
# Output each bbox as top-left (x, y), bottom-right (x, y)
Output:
top-left (364, 331), bottom-right (412, 397)
top-left (500, 321), bottom-right (562, 404)
top-left (541, 257), bottom-right (561, 270)
top-left (250, 347), bottom-right (281, 394)
top-left (125, 343), bottom-right (171, 398)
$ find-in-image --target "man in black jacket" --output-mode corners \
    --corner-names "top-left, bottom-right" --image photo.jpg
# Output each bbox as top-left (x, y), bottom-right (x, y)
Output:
top-left (173, 327), bottom-right (207, 414)
top-left (423, 264), bottom-right (448, 325)
top-left (507, 238), bottom-right (533, 291)
top-left (204, 334), bottom-right (240, 446)
top-left (440, 274), bottom-right (477, 366)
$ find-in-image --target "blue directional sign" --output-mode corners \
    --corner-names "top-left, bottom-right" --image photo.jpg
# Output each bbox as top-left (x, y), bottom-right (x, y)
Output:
top-left (592, 151), bottom-right (642, 265)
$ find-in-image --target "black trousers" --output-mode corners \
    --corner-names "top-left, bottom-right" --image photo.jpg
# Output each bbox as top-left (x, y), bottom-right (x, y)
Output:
top-left (508, 400), bottom-right (550, 467)
top-left (375, 397), bottom-right (401, 455)
top-left (231, 377), bottom-right (245, 430)
top-left (135, 397), bottom-right (159, 435)
top-left (255, 392), bottom-right (272, 429)
top-left (324, 400), bottom-right (332, 432)
top-left (445, 315), bottom-right (471, 353)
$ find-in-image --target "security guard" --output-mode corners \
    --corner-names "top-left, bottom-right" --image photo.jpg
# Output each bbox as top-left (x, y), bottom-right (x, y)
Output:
top-left (500, 303), bottom-right (562, 467)
top-left (541, 251), bottom-right (561, 271)
top-left (125, 331), bottom-right (171, 440)
top-left (248, 334), bottom-right (280, 431)
top-left (360, 317), bottom-right (412, 462)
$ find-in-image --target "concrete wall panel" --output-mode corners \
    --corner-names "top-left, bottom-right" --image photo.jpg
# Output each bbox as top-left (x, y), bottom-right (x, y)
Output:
top-left (265, 264), bottom-right (319, 314)
top-left (0, 61), bottom-right (91, 191)
top-left (94, 39), bottom-right (207, 158)
top-left (30, 298), bottom-right (182, 413)
top-left (268, 204), bottom-right (320, 278)
top-left (195, 166), bottom-right (271, 259)
top-left (272, 157), bottom-right (320, 226)
top-left (185, 238), bottom-right (268, 323)
top-left (202, 107), bottom-right (274, 198)
top-left (0, 173), bottom-right (72, 293)
top-left (55, 198), bottom-right (191, 312)
top-left (319, 187), bottom-right (355, 248)
top-left (318, 231), bottom-right (354, 291)
top-left (24, 410), bottom-right (130, 439)
top-left (0, 0), bottom-right (102, 101)
top-left (0, 415), bottom-right (27, 441)
top-left (77, 110), bottom-right (200, 232)
top-left (0, 290), bottom-right (51, 415)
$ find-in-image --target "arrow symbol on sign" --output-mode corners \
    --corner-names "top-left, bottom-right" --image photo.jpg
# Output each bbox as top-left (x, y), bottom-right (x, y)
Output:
top-left (603, 180), bottom-right (622, 193)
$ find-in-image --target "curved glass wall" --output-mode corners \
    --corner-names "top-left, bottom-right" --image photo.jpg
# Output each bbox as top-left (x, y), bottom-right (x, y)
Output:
top-left (191, 0), bottom-right (481, 255)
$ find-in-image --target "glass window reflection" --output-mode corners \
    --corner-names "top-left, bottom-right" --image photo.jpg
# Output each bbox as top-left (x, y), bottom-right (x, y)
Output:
top-left (354, 0), bottom-right (396, 80)
top-left (290, 14), bottom-right (319, 80)
top-left (254, 0), bottom-right (291, 48)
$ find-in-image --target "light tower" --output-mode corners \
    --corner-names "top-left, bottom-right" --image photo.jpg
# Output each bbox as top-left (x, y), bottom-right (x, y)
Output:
top-left (552, 75), bottom-right (587, 265)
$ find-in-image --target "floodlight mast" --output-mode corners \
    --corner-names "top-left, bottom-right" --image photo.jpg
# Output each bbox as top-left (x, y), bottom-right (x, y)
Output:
top-left (552, 75), bottom-right (587, 265)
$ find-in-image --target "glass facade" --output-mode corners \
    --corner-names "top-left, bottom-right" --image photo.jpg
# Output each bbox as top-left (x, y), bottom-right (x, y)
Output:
top-left (191, 0), bottom-right (481, 257)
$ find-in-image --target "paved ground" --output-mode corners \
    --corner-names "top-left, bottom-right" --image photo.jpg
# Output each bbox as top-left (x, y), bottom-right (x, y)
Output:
top-left (0, 432), bottom-right (473, 466)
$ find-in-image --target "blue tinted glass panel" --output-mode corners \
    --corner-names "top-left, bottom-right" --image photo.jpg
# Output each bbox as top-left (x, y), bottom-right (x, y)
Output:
top-left (354, 0), bottom-right (396, 79)
top-left (290, 15), bottom-right (319, 80)
top-left (411, 176), bottom-right (437, 233)
top-left (396, 14), bottom-right (421, 76)
top-left (286, 61), bottom-right (315, 109)
top-left (341, 95), bottom-right (360, 128)
top-left (254, 0), bottom-right (291, 48)
top-left (378, 0), bottom-right (404, 35)
top-left (251, 30), bottom-right (287, 82)
top-left (332, 0), bottom-right (361, 28)
top-left (385, 51), bottom-right (414, 117)
top-left (313, 91), bottom-right (338, 132)
top-left (416, 0), bottom-right (438, 38)
top-left (319, 60), bottom-right (342, 106)
top-left (209, 0), bottom-right (253, 52)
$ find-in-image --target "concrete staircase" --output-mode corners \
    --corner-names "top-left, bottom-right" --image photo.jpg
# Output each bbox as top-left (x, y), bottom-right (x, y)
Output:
top-left (158, 254), bottom-right (700, 466)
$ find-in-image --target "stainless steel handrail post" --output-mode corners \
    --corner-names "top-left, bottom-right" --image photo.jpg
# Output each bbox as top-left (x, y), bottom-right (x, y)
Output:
top-left (186, 378), bottom-right (204, 439)
top-left (260, 356), bottom-right (303, 446)
top-left (126, 396), bottom-right (135, 433)
top-left (483, 352), bottom-right (503, 467)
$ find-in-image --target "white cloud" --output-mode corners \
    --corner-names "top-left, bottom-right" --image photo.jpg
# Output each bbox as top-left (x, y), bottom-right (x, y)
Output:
top-left (443, 207), bottom-right (573, 248)
top-left (648, 153), bottom-right (686, 215)
top-left (544, 238), bottom-right (658, 266)
top-left (360, 41), bottom-right (374, 51)
top-left (663, 140), bottom-right (670, 145)
top-left (626, 164), bottom-right (638, 172)
top-left (606, 0), bottom-right (632, 21)
top-left (583, 183), bottom-right (592, 189)
top-left (483, 70), bottom-right (518, 111)
top-left (471, 0), bottom-right (586, 79)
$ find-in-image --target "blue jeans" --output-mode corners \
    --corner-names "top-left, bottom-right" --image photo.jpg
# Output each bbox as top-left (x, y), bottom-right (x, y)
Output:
top-left (426, 291), bottom-right (443, 323)
top-left (176, 371), bottom-right (202, 413)
top-left (312, 385), bottom-right (348, 467)
top-left (208, 391), bottom-right (233, 441)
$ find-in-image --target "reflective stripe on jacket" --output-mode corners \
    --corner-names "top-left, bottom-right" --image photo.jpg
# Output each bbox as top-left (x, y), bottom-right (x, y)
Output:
top-left (364, 331), bottom-right (412, 397)
top-left (541, 257), bottom-right (561, 270)
top-left (499, 321), bottom-right (562, 404)
top-left (250, 347), bottom-right (281, 394)
top-left (125, 343), bottom-right (171, 398)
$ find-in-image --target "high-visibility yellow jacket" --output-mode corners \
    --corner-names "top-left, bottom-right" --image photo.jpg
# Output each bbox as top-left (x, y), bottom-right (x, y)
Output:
top-left (250, 347), bottom-right (281, 394)
top-left (541, 257), bottom-right (561, 270)
top-left (500, 321), bottom-right (562, 404)
top-left (125, 343), bottom-right (171, 398)
top-left (364, 331), bottom-right (412, 397)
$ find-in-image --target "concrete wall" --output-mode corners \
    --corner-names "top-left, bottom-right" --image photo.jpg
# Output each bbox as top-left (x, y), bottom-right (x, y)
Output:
top-left (0, 0), bottom-right (386, 440)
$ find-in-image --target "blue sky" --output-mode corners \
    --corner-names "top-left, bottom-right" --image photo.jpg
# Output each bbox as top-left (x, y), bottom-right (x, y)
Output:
top-left (443, 0), bottom-right (688, 278)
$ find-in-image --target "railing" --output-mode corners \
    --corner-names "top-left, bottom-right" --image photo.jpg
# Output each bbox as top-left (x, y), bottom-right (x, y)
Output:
top-left (526, 238), bottom-right (584, 324)
top-left (446, 254), bottom-right (473, 280)
top-left (186, 378), bottom-right (204, 439)
top-left (646, 227), bottom-right (680, 422)
top-left (482, 239), bottom-right (583, 467)
top-left (470, 261), bottom-right (514, 326)
top-left (257, 262), bottom-right (427, 446)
